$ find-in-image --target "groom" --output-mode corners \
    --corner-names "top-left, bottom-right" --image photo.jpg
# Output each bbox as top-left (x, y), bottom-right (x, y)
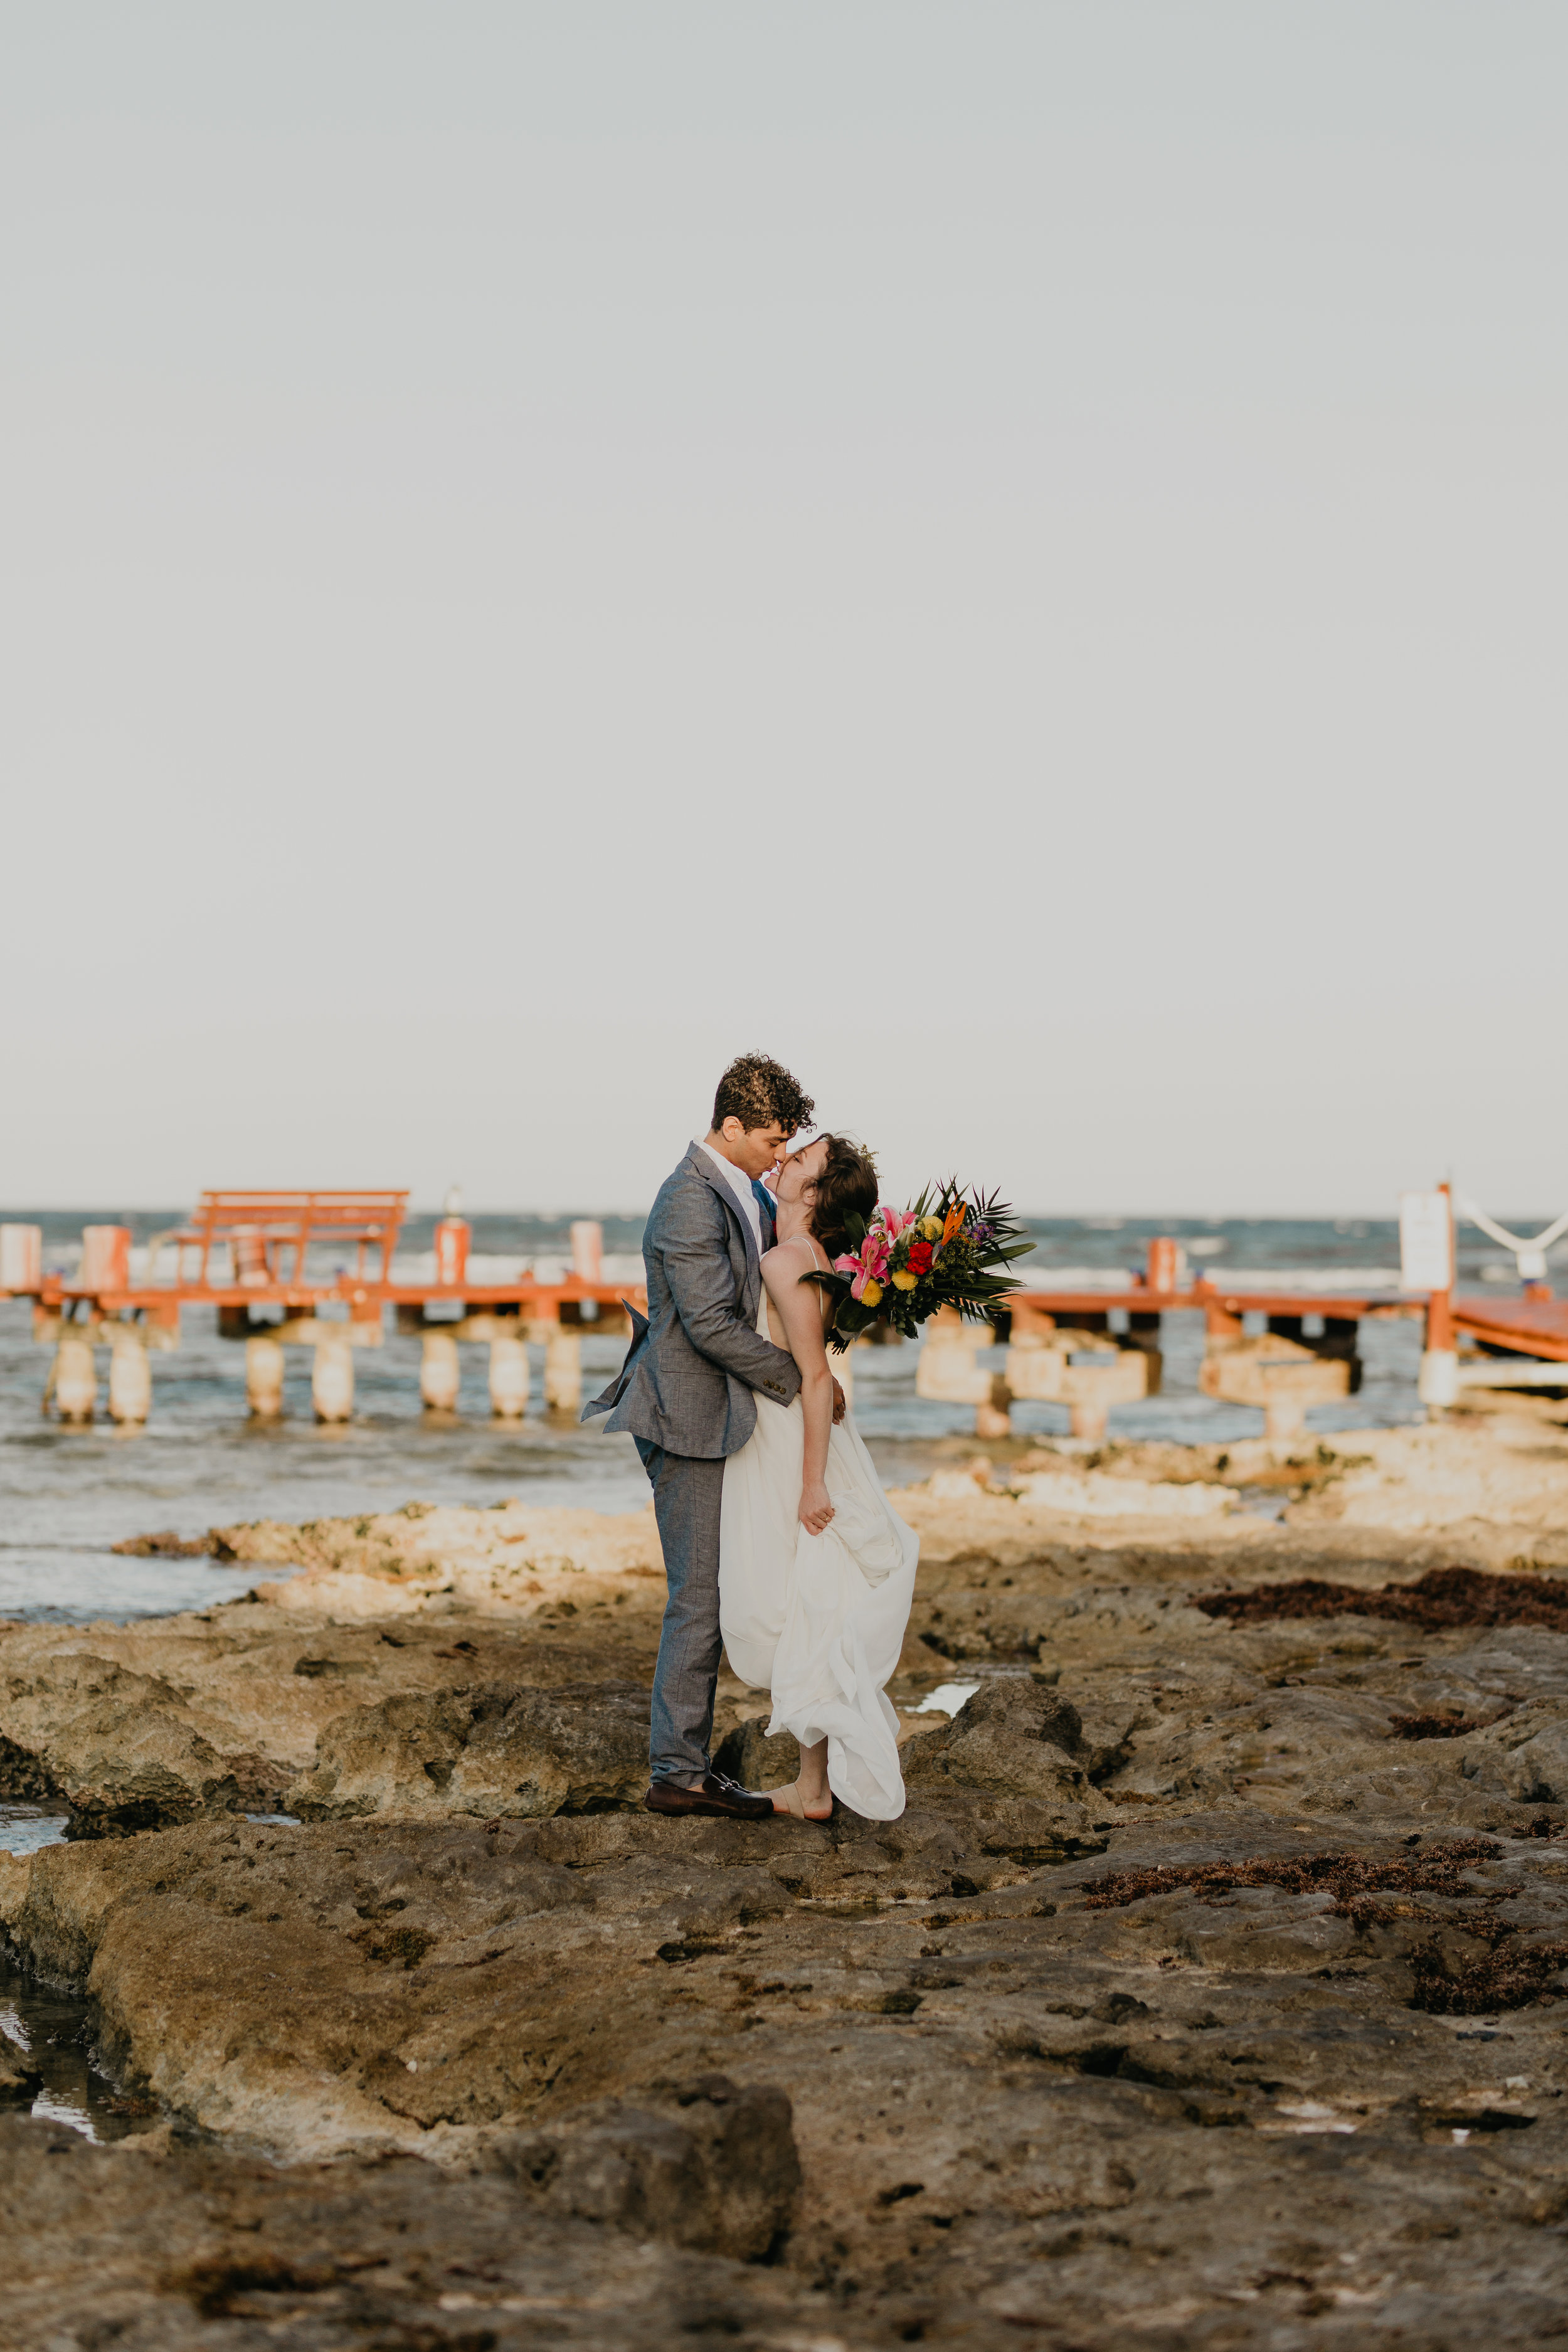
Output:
top-left (583, 1052), bottom-right (834, 1819)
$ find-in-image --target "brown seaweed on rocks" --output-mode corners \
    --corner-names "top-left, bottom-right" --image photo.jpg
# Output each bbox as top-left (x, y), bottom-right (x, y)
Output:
top-left (1081, 1839), bottom-right (1503, 1912)
top-left (1192, 1563), bottom-right (1568, 1632)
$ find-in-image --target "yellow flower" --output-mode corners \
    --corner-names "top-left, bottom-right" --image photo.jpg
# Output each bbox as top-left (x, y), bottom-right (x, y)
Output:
top-left (892, 1270), bottom-right (918, 1291)
top-left (919, 1216), bottom-right (943, 1241)
top-left (860, 1278), bottom-right (883, 1308)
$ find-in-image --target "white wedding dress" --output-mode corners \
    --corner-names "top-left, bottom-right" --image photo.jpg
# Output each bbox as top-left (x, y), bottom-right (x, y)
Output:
top-left (719, 1247), bottom-right (919, 1820)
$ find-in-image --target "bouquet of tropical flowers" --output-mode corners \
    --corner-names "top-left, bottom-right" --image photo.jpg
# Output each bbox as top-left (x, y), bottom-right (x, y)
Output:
top-left (807, 1184), bottom-right (1035, 1350)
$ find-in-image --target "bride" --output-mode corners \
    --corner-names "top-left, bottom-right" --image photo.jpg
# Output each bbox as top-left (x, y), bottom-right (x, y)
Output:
top-left (719, 1134), bottom-right (919, 1822)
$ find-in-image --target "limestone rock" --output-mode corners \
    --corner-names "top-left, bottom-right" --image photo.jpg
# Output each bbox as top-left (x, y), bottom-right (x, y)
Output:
top-left (901, 1678), bottom-right (1091, 1820)
top-left (285, 1680), bottom-right (652, 1820)
top-left (712, 1714), bottom-right (802, 1793)
top-left (0, 1850), bottom-right (30, 1931)
top-left (0, 1614), bottom-right (667, 1838)
top-left (0, 2109), bottom-right (824, 2350)
top-left (490, 2074), bottom-right (800, 2260)
top-left (0, 2035), bottom-right (41, 2105)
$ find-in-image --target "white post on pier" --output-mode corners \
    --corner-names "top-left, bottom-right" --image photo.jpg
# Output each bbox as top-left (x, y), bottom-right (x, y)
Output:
top-left (1403, 1188), bottom-right (1458, 1411)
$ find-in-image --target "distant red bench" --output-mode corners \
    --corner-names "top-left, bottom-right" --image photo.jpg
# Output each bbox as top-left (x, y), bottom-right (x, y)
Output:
top-left (150, 1191), bottom-right (409, 1288)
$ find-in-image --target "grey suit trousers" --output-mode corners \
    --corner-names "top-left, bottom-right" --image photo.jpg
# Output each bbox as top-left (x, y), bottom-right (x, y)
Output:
top-left (636, 1437), bottom-right (726, 1784)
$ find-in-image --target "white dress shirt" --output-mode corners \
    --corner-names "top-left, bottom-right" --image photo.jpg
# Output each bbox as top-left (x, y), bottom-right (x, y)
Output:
top-left (694, 1138), bottom-right (764, 1256)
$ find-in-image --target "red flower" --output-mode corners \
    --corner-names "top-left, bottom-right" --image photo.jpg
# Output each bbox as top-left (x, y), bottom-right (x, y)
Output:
top-left (906, 1241), bottom-right (933, 1275)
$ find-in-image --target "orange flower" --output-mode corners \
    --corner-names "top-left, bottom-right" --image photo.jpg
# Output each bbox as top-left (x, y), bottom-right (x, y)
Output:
top-left (941, 1202), bottom-right (967, 1245)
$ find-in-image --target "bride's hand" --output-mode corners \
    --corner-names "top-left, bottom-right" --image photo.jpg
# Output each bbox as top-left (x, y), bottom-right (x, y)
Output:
top-left (799, 1480), bottom-right (834, 1536)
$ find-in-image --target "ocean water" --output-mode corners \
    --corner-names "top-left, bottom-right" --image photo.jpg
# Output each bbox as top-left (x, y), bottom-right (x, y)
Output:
top-left (1, 1210), bottom-right (1550, 1630)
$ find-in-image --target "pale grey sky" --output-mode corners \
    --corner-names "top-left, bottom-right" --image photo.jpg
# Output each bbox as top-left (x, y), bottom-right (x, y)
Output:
top-left (3, 3), bottom-right (1564, 1215)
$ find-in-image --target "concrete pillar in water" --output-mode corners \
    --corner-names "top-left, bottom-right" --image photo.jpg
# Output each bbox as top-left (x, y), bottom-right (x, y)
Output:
top-left (1060, 1345), bottom-right (1148, 1443)
top-left (489, 1333), bottom-right (529, 1419)
top-left (916, 1305), bottom-right (1007, 1437)
top-left (108, 1330), bottom-right (151, 1424)
top-left (246, 1335), bottom-right (286, 1419)
top-left (420, 1330), bottom-right (461, 1412)
top-left (53, 1332), bottom-right (97, 1422)
top-left (544, 1328), bottom-right (581, 1413)
top-left (312, 1334), bottom-right (354, 1422)
top-left (975, 1375), bottom-right (1013, 1442)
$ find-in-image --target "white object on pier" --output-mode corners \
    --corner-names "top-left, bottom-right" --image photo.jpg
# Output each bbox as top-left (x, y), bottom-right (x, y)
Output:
top-left (1454, 1354), bottom-right (1568, 1390)
top-left (78, 1226), bottom-right (131, 1293)
top-left (1459, 1196), bottom-right (1568, 1286)
top-left (1399, 1192), bottom-right (1455, 1291)
top-left (0, 1226), bottom-right (42, 1292)
top-left (571, 1221), bottom-right (603, 1281)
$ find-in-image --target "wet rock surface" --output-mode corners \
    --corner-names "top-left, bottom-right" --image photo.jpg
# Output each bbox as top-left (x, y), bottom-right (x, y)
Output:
top-left (0, 1613), bottom-right (668, 1835)
top-left (9, 1411), bottom-right (1568, 2342)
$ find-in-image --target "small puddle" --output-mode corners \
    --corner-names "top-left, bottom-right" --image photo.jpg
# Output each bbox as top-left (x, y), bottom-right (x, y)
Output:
top-left (0, 1801), bottom-right (70, 1857)
top-left (1, 1803), bottom-right (158, 2142)
top-left (1, 1942), bottom-right (157, 2143)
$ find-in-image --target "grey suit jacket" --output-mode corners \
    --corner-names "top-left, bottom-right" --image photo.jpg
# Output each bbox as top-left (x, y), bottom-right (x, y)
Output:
top-left (581, 1148), bottom-right (803, 1457)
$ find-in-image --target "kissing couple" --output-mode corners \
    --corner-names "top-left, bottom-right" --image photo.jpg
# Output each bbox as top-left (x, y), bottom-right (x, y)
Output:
top-left (585, 1052), bottom-right (919, 1825)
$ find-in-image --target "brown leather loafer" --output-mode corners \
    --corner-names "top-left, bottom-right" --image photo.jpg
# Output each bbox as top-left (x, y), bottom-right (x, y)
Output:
top-left (644, 1774), bottom-right (775, 1821)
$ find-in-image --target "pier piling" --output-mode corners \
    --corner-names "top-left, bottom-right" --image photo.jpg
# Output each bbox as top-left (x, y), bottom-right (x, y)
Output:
top-left (544, 1328), bottom-right (582, 1414)
top-left (245, 1334), bottom-right (286, 1419)
top-left (312, 1334), bottom-right (354, 1422)
top-left (489, 1334), bottom-right (529, 1419)
top-left (107, 1330), bottom-right (151, 1424)
top-left (53, 1332), bottom-right (97, 1423)
top-left (420, 1330), bottom-right (461, 1412)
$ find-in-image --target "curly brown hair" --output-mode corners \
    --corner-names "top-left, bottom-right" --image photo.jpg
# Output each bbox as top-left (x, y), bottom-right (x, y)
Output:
top-left (803, 1134), bottom-right (879, 1263)
top-left (711, 1052), bottom-right (815, 1138)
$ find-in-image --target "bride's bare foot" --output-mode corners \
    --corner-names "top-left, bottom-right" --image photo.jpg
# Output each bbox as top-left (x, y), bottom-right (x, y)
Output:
top-left (770, 1779), bottom-right (833, 1821)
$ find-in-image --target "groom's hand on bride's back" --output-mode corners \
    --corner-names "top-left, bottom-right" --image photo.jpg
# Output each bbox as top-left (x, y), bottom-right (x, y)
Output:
top-left (831, 1377), bottom-right (846, 1424)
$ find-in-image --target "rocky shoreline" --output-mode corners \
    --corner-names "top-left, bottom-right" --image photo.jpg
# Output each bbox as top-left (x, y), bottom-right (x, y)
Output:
top-left (7, 1406), bottom-right (1568, 2345)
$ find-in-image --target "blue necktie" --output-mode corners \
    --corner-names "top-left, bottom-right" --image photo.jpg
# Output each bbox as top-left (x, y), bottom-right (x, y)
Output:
top-left (751, 1179), bottom-right (777, 1246)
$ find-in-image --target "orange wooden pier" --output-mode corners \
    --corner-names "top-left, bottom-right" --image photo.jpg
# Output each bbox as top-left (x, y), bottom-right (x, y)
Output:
top-left (921, 1200), bottom-right (1568, 1441)
top-left (0, 1191), bottom-right (647, 1425)
top-left (3, 1185), bottom-right (1564, 1435)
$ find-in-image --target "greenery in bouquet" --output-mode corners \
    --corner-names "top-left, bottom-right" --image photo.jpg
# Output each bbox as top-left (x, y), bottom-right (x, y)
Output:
top-left (804, 1183), bottom-right (1035, 1351)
